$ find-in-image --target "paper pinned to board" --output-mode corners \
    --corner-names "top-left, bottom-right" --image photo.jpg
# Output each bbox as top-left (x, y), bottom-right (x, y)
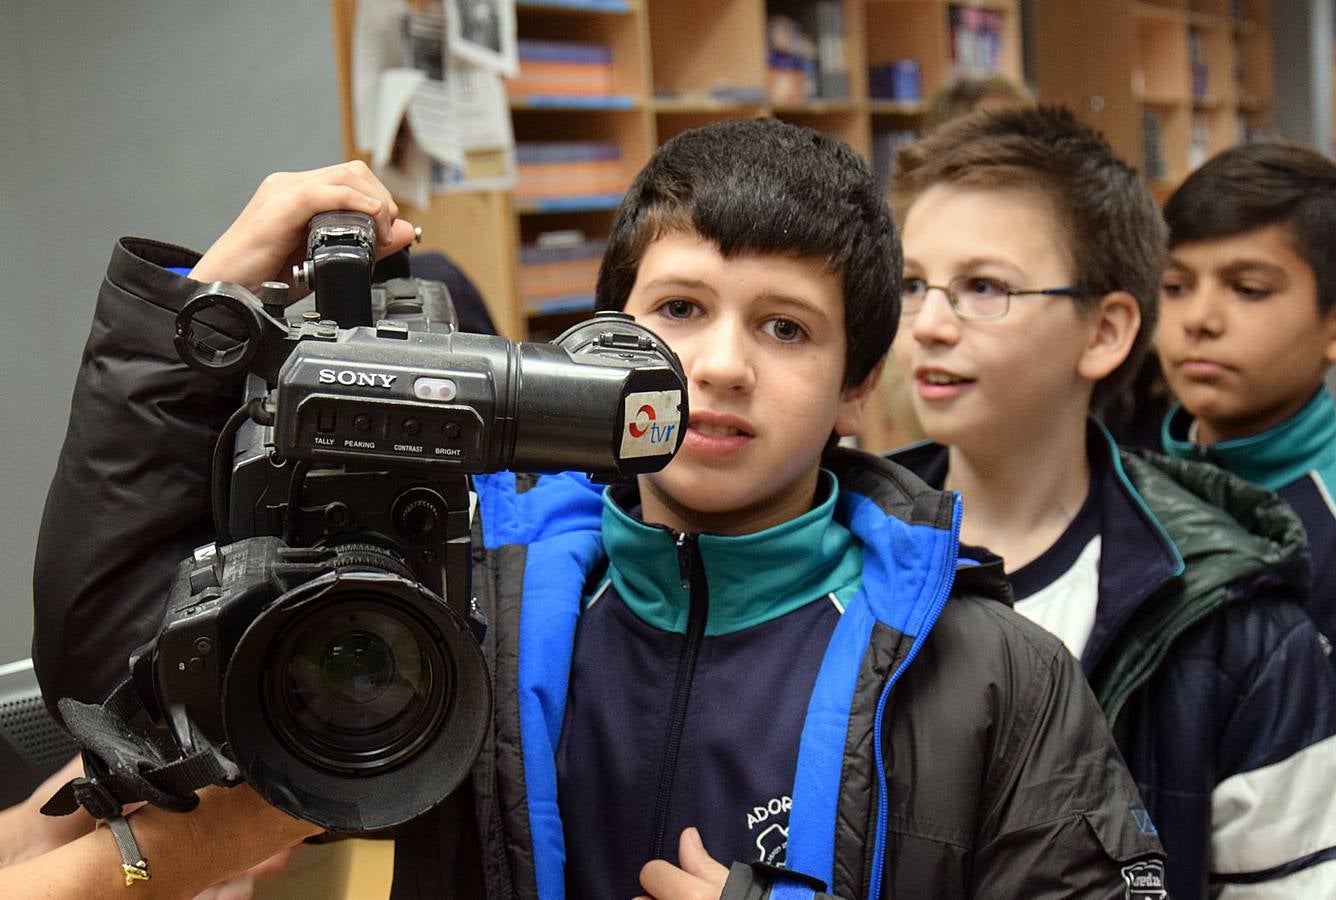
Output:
top-left (445, 0), bottom-right (519, 78)
top-left (352, 0), bottom-right (515, 203)
top-left (436, 57), bottom-right (514, 193)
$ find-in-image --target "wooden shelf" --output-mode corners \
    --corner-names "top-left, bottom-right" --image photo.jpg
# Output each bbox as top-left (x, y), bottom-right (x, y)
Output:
top-left (868, 99), bottom-right (929, 115)
top-left (771, 100), bottom-right (860, 114)
top-left (1186, 11), bottom-right (1231, 28)
top-left (1136, 91), bottom-right (1190, 106)
top-left (517, 0), bottom-right (634, 13)
top-left (1033, 0), bottom-right (1272, 197)
top-left (332, 0), bottom-right (1023, 345)
top-left (515, 194), bottom-right (624, 214)
top-left (510, 95), bottom-right (640, 110)
top-left (1134, 2), bottom-right (1188, 24)
top-left (652, 97), bottom-right (767, 113)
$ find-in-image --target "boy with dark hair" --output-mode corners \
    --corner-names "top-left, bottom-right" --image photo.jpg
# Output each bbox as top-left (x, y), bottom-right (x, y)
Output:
top-left (34, 124), bottom-right (1162, 898)
top-left (886, 106), bottom-right (1336, 900)
top-left (1156, 141), bottom-right (1336, 651)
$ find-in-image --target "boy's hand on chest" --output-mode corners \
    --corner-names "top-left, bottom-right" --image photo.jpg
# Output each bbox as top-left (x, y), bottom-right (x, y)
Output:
top-left (635, 826), bottom-right (728, 900)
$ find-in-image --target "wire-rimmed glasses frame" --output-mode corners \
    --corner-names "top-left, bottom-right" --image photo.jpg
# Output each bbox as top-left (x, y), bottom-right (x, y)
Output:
top-left (899, 275), bottom-right (1087, 322)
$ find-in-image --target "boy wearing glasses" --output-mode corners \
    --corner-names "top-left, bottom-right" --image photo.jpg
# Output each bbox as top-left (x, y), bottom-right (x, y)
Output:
top-left (886, 106), bottom-right (1336, 899)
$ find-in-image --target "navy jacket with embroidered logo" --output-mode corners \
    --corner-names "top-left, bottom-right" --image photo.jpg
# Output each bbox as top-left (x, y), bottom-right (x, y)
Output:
top-left (34, 238), bottom-right (1165, 899)
top-left (891, 425), bottom-right (1336, 900)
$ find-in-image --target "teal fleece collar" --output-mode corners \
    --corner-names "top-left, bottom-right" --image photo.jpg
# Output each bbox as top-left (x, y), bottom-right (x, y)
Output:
top-left (1161, 387), bottom-right (1336, 491)
top-left (600, 470), bottom-right (863, 636)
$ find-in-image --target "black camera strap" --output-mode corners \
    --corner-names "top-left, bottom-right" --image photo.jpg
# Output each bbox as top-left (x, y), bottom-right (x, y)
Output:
top-left (42, 678), bottom-right (232, 820)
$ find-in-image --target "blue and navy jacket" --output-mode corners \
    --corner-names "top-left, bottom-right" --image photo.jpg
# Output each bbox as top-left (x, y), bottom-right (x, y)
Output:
top-left (891, 425), bottom-right (1336, 900)
top-left (1163, 387), bottom-right (1336, 653)
top-left (439, 447), bottom-right (1163, 899)
top-left (36, 239), bottom-right (1163, 900)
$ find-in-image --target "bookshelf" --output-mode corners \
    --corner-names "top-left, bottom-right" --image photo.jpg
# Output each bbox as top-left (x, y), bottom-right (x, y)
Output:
top-left (331, 0), bottom-right (1024, 342)
top-left (1031, 0), bottom-right (1273, 198)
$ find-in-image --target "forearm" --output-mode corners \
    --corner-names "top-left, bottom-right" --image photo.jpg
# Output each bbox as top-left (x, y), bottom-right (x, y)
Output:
top-left (0, 785), bottom-right (320, 900)
top-left (0, 758), bottom-right (96, 866)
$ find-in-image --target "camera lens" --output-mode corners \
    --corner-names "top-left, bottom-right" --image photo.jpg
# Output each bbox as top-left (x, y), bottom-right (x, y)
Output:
top-left (321, 630), bottom-right (394, 706)
top-left (222, 564), bottom-right (491, 831)
top-left (267, 598), bottom-right (450, 773)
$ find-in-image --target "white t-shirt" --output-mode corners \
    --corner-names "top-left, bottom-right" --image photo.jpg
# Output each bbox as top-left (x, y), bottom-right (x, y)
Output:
top-left (1006, 485), bottom-right (1102, 662)
top-left (1012, 535), bottom-right (1101, 661)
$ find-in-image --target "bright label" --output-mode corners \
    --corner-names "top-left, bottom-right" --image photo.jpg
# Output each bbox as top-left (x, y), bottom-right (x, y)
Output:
top-left (620, 390), bottom-right (683, 459)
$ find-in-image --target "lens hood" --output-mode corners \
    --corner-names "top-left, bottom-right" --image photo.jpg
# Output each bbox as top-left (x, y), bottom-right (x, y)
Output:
top-left (221, 569), bottom-right (489, 832)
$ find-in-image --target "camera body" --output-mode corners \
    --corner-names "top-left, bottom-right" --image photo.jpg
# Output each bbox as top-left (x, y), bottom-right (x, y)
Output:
top-left (134, 213), bottom-right (687, 831)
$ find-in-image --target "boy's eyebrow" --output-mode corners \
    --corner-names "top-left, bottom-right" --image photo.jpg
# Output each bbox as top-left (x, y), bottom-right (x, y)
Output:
top-left (638, 278), bottom-right (831, 319)
top-left (1167, 254), bottom-right (1290, 282)
top-left (755, 292), bottom-right (832, 320)
top-left (1217, 259), bottom-right (1290, 281)
top-left (901, 254), bottom-right (1024, 276)
top-left (953, 254), bottom-right (1025, 275)
top-left (639, 276), bottom-right (717, 296)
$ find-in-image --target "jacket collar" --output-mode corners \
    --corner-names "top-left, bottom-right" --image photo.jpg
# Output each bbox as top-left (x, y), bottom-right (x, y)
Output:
top-left (1082, 424), bottom-right (1184, 671)
top-left (600, 470), bottom-right (863, 635)
top-left (1161, 387), bottom-right (1336, 491)
top-left (885, 423), bottom-right (1183, 673)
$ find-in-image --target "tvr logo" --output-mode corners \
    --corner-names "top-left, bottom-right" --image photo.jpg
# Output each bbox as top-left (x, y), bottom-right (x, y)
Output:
top-left (628, 404), bottom-right (676, 443)
top-left (620, 391), bottom-right (683, 460)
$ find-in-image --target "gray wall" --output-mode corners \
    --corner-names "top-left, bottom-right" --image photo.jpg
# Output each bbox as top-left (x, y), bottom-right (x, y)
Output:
top-left (0, 1), bottom-right (344, 665)
top-left (1272, 0), bottom-right (1333, 152)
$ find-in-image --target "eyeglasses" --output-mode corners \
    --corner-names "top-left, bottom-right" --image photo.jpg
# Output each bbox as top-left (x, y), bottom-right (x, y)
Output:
top-left (900, 275), bottom-right (1086, 321)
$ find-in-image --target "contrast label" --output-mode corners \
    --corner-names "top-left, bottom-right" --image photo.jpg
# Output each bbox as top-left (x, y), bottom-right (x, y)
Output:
top-left (619, 390), bottom-right (683, 459)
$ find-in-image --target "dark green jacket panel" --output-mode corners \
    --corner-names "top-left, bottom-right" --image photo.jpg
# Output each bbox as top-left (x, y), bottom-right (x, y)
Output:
top-left (1090, 450), bottom-right (1310, 718)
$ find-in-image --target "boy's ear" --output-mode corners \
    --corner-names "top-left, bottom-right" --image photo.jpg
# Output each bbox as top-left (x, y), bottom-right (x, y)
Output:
top-left (835, 357), bottom-right (887, 437)
top-left (1076, 291), bottom-right (1141, 383)
top-left (1323, 304), bottom-right (1336, 366)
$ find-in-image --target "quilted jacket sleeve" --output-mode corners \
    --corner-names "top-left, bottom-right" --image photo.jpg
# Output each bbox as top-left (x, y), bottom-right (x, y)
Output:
top-left (31, 238), bottom-right (243, 716)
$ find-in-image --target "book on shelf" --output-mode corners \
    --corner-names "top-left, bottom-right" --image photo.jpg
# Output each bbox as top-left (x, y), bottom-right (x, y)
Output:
top-left (765, 2), bottom-right (849, 103)
top-left (1188, 28), bottom-right (1208, 100)
top-left (811, 1), bottom-right (849, 100)
top-left (518, 232), bottom-right (607, 306)
top-left (515, 141), bottom-right (624, 199)
top-left (1140, 109), bottom-right (1168, 182)
top-left (949, 5), bottom-right (1005, 76)
top-left (872, 129), bottom-right (920, 188)
top-left (1189, 112), bottom-right (1210, 170)
top-left (767, 14), bottom-right (819, 103)
top-left (868, 61), bottom-right (921, 102)
top-left (508, 39), bottom-right (616, 98)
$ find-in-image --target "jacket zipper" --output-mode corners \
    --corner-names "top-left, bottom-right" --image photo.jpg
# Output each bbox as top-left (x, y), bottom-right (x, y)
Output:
top-left (648, 532), bottom-right (709, 861)
top-left (865, 495), bottom-right (963, 900)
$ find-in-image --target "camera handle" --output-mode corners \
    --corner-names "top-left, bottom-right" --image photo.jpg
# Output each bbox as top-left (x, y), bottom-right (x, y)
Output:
top-left (292, 211), bottom-right (377, 328)
top-left (174, 283), bottom-right (294, 383)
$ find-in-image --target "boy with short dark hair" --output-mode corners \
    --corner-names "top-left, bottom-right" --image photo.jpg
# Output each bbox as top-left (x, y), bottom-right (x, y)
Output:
top-left (886, 106), bottom-right (1336, 900)
top-left (34, 121), bottom-right (1162, 898)
top-left (1156, 141), bottom-right (1336, 652)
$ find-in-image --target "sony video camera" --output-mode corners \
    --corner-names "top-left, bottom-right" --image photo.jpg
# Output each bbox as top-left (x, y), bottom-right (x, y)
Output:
top-left (123, 212), bottom-right (686, 832)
